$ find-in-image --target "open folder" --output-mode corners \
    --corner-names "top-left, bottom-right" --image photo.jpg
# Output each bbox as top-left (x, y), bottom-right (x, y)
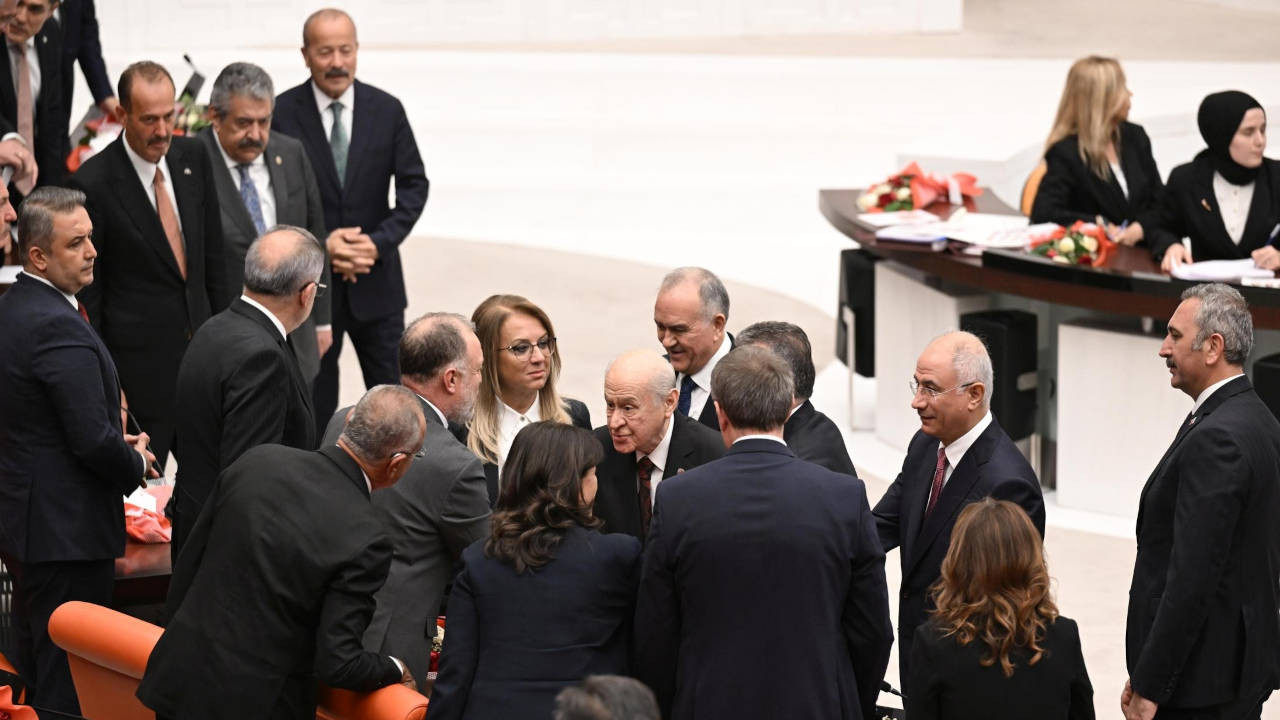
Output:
top-left (1169, 258), bottom-right (1275, 282)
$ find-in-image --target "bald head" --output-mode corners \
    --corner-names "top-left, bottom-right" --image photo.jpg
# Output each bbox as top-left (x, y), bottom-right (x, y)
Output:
top-left (244, 225), bottom-right (325, 297)
top-left (607, 349), bottom-right (677, 403)
top-left (302, 8), bottom-right (355, 46)
top-left (604, 349), bottom-right (679, 456)
top-left (911, 331), bottom-right (993, 445)
top-left (340, 385), bottom-right (425, 465)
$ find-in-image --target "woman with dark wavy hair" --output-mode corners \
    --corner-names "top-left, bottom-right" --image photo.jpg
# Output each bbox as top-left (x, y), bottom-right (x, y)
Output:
top-left (905, 498), bottom-right (1094, 720)
top-left (429, 422), bottom-right (641, 720)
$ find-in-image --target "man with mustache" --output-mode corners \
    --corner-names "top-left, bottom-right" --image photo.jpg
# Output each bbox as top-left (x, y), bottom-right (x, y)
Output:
top-left (272, 7), bottom-right (429, 432)
top-left (70, 60), bottom-right (230, 467)
top-left (199, 61), bottom-right (330, 385)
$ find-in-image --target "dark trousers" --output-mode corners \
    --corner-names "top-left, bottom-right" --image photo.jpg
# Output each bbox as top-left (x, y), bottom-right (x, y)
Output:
top-left (1156, 689), bottom-right (1273, 720)
top-left (5, 557), bottom-right (114, 714)
top-left (312, 283), bottom-right (403, 436)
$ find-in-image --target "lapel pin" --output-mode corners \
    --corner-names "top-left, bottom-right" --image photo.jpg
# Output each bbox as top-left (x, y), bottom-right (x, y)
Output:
top-left (183, 167), bottom-right (191, 176)
top-left (275, 155), bottom-right (282, 165)
top-left (1200, 198), bottom-right (1212, 212)
top-left (1189, 416), bottom-right (1197, 426)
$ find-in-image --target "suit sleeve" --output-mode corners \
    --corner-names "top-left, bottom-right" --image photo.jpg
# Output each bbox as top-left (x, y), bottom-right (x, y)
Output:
top-left (903, 629), bottom-right (939, 720)
top-left (871, 447), bottom-right (910, 553)
top-left (314, 530), bottom-right (403, 690)
top-left (297, 144), bottom-right (332, 326)
top-left (843, 481), bottom-right (894, 720)
top-left (424, 561), bottom-right (479, 720)
top-left (367, 97), bottom-right (427, 256)
top-left (1129, 426), bottom-right (1249, 704)
top-left (1145, 168), bottom-right (1191, 262)
top-left (633, 496), bottom-right (681, 718)
top-left (34, 316), bottom-right (142, 495)
top-left (990, 475), bottom-right (1045, 538)
top-left (73, 0), bottom-right (114, 105)
top-left (217, 344), bottom-right (292, 472)
top-left (1030, 142), bottom-right (1096, 226)
top-left (199, 152), bottom-right (232, 312)
top-left (440, 457), bottom-right (493, 563)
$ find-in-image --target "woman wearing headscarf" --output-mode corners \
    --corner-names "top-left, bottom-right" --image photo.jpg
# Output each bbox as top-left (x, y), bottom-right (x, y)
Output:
top-left (1031, 56), bottom-right (1163, 246)
top-left (1150, 91), bottom-right (1280, 272)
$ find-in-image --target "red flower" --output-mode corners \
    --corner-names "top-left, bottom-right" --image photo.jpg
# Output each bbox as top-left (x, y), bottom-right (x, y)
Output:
top-left (1046, 249), bottom-right (1057, 258)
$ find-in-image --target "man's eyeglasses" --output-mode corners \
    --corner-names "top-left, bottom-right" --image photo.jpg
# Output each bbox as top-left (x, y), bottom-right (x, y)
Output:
top-left (305, 281), bottom-right (327, 298)
top-left (499, 337), bottom-right (556, 361)
top-left (908, 378), bottom-right (975, 399)
top-left (391, 448), bottom-right (426, 460)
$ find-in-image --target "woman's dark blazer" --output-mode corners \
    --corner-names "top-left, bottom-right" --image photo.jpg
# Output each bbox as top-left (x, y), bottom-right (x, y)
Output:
top-left (1031, 121), bottom-right (1163, 230)
top-left (479, 397), bottom-right (592, 506)
top-left (905, 615), bottom-right (1095, 720)
top-left (1145, 153), bottom-right (1280, 262)
top-left (428, 527), bottom-right (641, 720)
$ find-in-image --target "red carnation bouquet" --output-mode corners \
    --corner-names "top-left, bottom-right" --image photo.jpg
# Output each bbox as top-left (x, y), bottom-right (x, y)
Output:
top-left (857, 162), bottom-right (982, 212)
top-left (1028, 221), bottom-right (1115, 267)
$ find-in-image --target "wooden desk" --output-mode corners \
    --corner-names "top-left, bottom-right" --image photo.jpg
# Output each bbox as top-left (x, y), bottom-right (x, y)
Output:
top-left (819, 189), bottom-right (1280, 328)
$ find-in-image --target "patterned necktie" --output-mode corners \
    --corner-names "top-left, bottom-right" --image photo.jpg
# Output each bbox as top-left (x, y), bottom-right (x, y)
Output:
top-left (637, 455), bottom-right (656, 536)
top-left (924, 446), bottom-right (947, 519)
top-left (236, 164), bottom-right (266, 235)
top-left (153, 167), bottom-right (186, 278)
top-left (11, 42), bottom-right (32, 194)
top-left (677, 374), bottom-right (696, 416)
top-left (329, 101), bottom-right (348, 186)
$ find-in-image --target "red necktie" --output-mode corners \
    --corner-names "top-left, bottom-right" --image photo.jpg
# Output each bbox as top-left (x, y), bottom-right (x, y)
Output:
top-left (925, 446), bottom-right (947, 519)
top-left (637, 455), bottom-right (655, 536)
top-left (77, 302), bottom-right (90, 324)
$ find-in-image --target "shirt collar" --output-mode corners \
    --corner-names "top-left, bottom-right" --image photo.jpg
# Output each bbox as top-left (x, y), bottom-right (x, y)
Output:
top-left (238, 295), bottom-right (287, 340)
top-left (121, 135), bottom-right (169, 187)
top-left (312, 80), bottom-right (355, 116)
top-left (638, 414), bottom-right (675, 471)
top-left (416, 393), bottom-right (448, 427)
top-left (687, 333), bottom-right (732, 391)
top-left (20, 270), bottom-right (77, 309)
top-left (733, 434), bottom-right (787, 446)
top-left (1193, 373), bottom-right (1245, 414)
top-left (358, 467), bottom-right (372, 495)
top-left (499, 397), bottom-right (541, 424)
top-left (941, 410), bottom-right (992, 470)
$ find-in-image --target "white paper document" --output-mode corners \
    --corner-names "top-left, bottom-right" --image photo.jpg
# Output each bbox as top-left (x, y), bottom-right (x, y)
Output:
top-left (1170, 258), bottom-right (1275, 282)
top-left (856, 209), bottom-right (938, 228)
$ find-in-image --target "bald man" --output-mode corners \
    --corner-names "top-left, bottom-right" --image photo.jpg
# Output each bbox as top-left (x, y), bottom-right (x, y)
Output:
top-left (871, 331), bottom-right (1044, 691)
top-left (593, 349), bottom-right (724, 540)
top-left (170, 225), bottom-right (324, 560)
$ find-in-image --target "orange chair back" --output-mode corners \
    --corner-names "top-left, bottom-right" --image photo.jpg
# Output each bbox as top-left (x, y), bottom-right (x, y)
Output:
top-left (1021, 160), bottom-right (1047, 216)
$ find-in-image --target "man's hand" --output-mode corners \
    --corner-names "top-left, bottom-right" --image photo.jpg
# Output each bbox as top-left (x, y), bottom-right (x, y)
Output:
top-left (1121, 681), bottom-right (1158, 720)
top-left (1252, 245), bottom-right (1280, 271)
top-left (1161, 243), bottom-right (1193, 273)
top-left (316, 328), bottom-right (333, 358)
top-left (325, 227), bottom-right (377, 283)
top-left (0, 137), bottom-right (36, 188)
top-left (126, 432), bottom-right (160, 482)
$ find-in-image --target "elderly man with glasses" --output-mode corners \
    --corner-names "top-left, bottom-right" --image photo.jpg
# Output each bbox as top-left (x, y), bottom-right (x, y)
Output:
top-left (871, 330), bottom-right (1044, 694)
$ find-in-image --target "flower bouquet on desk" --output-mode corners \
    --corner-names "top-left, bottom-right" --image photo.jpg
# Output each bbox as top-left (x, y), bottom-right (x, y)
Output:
top-left (856, 162), bottom-right (983, 212)
top-left (1027, 221), bottom-right (1115, 267)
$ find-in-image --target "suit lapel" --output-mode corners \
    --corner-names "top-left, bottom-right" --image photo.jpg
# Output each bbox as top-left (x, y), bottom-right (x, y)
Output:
top-left (200, 130), bottom-right (258, 241)
top-left (166, 141), bottom-right (201, 256)
top-left (343, 81), bottom-right (371, 190)
top-left (1191, 160), bottom-right (1241, 258)
top-left (318, 444), bottom-right (370, 499)
top-left (106, 138), bottom-right (184, 280)
top-left (288, 84), bottom-right (342, 195)
top-left (264, 139), bottom-right (291, 219)
top-left (903, 427), bottom-right (994, 577)
top-left (662, 415), bottom-right (696, 480)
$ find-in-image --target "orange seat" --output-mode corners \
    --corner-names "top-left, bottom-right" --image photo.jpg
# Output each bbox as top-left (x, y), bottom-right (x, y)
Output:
top-left (1021, 160), bottom-right (1047, 216)
top-left (47, 601), bottom-right (428, 720)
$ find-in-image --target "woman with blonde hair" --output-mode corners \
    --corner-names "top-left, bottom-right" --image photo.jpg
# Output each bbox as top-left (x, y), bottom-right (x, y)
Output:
top-left (1031, 56), bottom-right (1162, 247)
top-left (906, 498), bottom-right (1094, 720)
top-left (466, 294), bottom-right (591, 502)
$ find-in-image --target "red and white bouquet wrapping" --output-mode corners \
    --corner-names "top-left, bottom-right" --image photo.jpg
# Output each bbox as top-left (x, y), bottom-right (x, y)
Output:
top-left (856, 162), bottom-right (983, 212)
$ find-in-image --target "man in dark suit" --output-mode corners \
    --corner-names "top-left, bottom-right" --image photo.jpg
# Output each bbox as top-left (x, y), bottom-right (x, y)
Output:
top-left (1123, 283), bottom-right (1280, 720)
top-left (635, 346), bottom-right (892, 720)
top-left (52, 0), bottom-right (117, 120)
top-left (201, 61), bottom-right (330, 384)
top-left (872, 330), bottom-right (1044, 691)
top-left (738, 320), bottom-right (857, 476)
top-left (322, 312), bottom-right (491, 687)
top-left (170, 227), bottom-right (323, 561)
top-left (272, 8), bottom-right (429, 430)
top-left (654, 266), bottom-right (733, 432)
top-left (593, 348), bottom-right (723, 540)
top-left (71, 60), bottom-right (230, 465)
top-left (0, 186), bottom-right (155, 714)
top-left (137, 385), bottom-right (424, 719)
top-left (0, 0), bottom-right (67, 190)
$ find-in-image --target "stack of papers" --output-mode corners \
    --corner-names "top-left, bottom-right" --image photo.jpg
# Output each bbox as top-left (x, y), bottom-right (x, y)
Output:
top-left (856, 210), bottom-right (938, 228)
top-left (873, 210), bottom-right (1036, 252)
top-left (1170, 259), bottom-right (1275, 282)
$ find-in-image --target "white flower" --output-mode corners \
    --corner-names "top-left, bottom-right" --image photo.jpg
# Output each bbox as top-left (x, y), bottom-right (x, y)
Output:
top-left (1052, 254), bottom-right (1071, 264)
top-left (857, 193), bottom-right (878, 210)
top-left (895, 187), bottom-right (912, 201)
top-left (1080, 236), bottom-right (1098, 253)
top-left (874, 183), bottom-right (892, 195)
top-left (1057, 237), bottom-right (1076, 254)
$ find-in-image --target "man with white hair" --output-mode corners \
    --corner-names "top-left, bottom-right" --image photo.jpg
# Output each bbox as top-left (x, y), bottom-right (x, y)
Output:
top-left (872, 330), bottom-right (1044, 691)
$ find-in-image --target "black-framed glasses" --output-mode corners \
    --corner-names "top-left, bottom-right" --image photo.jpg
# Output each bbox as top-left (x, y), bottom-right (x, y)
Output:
top-left (499, 337), bottom-right (556, 361)
top-left (908, 378), bottom-right (975, 399)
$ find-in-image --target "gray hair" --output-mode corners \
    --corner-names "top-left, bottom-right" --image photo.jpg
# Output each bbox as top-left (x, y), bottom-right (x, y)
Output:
top-left (339, 385), bottom-right (425, 462)
top-left (209, 62), bottom-right (275, 118)
top-left (553, 675), bottom-right (660, 720)
top-left (660, 266), bottom-right (730, 321)
top-left (400, 312), bottom-right (472, 381)
top-left (243, 225), bottom-right (325, 297)
top-left (710, 345), bottom-right (794, 431)
top-left (1182, 283), bottom-right (1253, 365)
top-left (737, 321), bottom-right (816, 400)
top-left (604, 351), bottom-right (676, 406)
top-left (17, 186), bottom-right (86, 258)
top-left (947, 331), bottom-right (995, 409)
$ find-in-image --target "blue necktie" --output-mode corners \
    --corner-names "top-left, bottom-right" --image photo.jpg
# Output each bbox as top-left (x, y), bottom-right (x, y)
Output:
top-left (236, 164), bottom-right (266, 235)
top-left (677, 375), bottom-right (696, 416)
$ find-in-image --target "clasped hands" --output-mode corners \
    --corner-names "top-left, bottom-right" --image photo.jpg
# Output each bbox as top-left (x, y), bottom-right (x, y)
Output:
top-left (327, 227), bottom-right (379, 283)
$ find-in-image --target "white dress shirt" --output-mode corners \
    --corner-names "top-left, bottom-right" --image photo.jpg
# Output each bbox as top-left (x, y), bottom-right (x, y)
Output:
top-left (1110, 161), bottom-right (1128, 199)
top-left (312, 81), bottom-right (354, 141)
top-left (638, 415), bottom-right (675, 501)
top-left (237, 295), bottom-right (286, 340)
top-left (938, 410), bottom-right (993, 488)
top-left (8, 37), bottom-right (40, 104)
top-left (121, 136), bottom-right (183, 234)
top-left (497, 396), bottom-right (541, 472)
top-left (1192, 373), bottom-right (1245, 414)
top-left (678, 335), bottom-right (732, 421)
top-left (215, 139), bottom-right (277, 228)
top-left (1212, 172), bottom-right (1255, 246)
top-left (20, 270), bottom-right (76, 309)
